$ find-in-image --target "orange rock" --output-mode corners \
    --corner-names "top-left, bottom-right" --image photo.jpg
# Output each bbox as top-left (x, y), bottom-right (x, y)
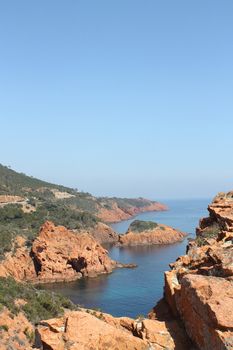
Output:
top-left (37, 309), bottom-right (192, 350)
top-left (0, 195), bottom-right (24, 204)
top-left (0, 307), bottom-right (34, 350)
top-left (87, 221), bottom-right (119, 244)
top-left (97, 199), bottom-right (167, 223)
top-left (37, 310), bottom-right (149, 350)
top-left (119, 223), bottom-right (186, 246)
top-left (0, 245), bottom-right (37, 281)
top-left (176, 274), bottom-right (233, 350)
top-left (31, 221), bottom-right (117, 282)
top-left (0, 221), bottom-right (117, 283)
top-left (162, 192), bottom-right (233, 350)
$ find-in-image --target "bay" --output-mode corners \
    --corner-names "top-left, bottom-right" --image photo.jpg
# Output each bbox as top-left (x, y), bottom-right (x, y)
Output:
top-left (43, 198), bottom-right (210, 317)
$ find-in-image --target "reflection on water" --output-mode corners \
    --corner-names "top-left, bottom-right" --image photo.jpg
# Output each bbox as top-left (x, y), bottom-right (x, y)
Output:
top-left (43, 198), bottom-right (210, 317)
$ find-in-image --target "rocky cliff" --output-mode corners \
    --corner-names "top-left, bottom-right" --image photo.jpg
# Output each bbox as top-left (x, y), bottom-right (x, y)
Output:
top-left (163, 192), bottom-right (233, 350)
top-left (87, 221), bottom-right (119, 244)
top-left (1, 193), bottom-right (232, 350)
top-left (118, 220), bottom-right (186, 246)
top-left (97, 199), bottom-right (167, 223)
top-left (0, 221), bottom-right (117, 283)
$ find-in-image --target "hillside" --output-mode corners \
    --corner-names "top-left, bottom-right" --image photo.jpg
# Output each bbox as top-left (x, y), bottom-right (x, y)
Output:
top-left (0, 164), bottom-right (166, 258)
top-left (0, 164), bottom-right (166, 218)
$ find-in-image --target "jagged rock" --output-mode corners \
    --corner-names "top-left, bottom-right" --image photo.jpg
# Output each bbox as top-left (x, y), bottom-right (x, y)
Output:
top-left (37, 309), bottom-right (192, 350)
top-left (163, 192), bottom-right (233, 350)
top-left (176, 274), bottom-right (233, 350)
top-left (0, 221), bottom-right (117, 283)
top-left (0, 307), bottom-right (34, 350)
top-left (87, 221), bottom-right (119, 244)
top-left (97, 199), bottom-right (167, 223)
top-left (37, 310), bottom-right (149, 350)
top-left (31, 221), bottom-right (117, 282)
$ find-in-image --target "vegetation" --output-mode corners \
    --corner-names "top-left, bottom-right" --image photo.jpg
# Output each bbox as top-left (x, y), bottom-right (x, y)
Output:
top-left (0, 164), bottom-right (75, 196)
top-left (195, 223), bottom-right (221, 246)
top-left (129, 220), bottom-right (158, 232)
top-left (0, 164), bottom-right (160, 259)
top-left (0, 202), bottom-right (100, 259)
top-left (0, 277), bottom-right (77, 324)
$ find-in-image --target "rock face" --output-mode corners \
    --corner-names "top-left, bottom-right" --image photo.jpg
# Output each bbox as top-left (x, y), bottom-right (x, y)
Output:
top-left (37, 309), bottom-right (192, 350)
top-left (163, 192), bottom-right (233, 350)
top-left (0, 195), bottom-right (24, 204)
top-left (0, 307), bottom-right (34, 350)
top-left (32, 221), bottom-right (117, 282)
top-left (97, 199), bottom-right (167, 223)
top-left (87, 222), bottom-right (119, 244)
top-left (0, 236), bottom-right (37, 281)
top-left (0, 221), bottom-right (117, 283)
top-left (119, 220), bottom-right (186, 246)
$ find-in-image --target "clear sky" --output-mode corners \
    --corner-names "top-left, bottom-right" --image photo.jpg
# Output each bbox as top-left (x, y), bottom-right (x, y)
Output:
top-left (1, 1), bottom-right (233, 199)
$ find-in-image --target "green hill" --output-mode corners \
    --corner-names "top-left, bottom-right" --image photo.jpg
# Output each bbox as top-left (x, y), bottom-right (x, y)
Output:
top-left (0, 164), bottom-right (165, 259)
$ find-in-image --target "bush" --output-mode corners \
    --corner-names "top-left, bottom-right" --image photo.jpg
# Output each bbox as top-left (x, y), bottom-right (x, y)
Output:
top-left (195, 223), bottom-right (220, 246)
top-left (0, 277), bottom-right (77, 324)
top-left (129, 220), bottom-right (158, 232)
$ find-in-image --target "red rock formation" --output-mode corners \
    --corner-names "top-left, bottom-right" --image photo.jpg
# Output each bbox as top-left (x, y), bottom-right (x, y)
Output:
top-left (119, 222), bottom-right (186, 246)
top-left (97, 199), bottom-right (167, 223)
top-left (32, 221), bottom-right (117, 282)
top-left (36, 309), bottom-right (191, 350)
top-left (163, 192), bottom-right (233, 350)
top-left (87, 221), bottom-right (119, 244)
top-left (0, 236), bottom-right (36, 281)
top-left (0, 307), bottom-right (34, 350)
top-left (0, 221), bottom-right (117, 283)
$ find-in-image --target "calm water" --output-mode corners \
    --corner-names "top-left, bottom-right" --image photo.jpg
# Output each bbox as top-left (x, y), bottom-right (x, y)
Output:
top-left (43, 198), bottom-right (210, 318)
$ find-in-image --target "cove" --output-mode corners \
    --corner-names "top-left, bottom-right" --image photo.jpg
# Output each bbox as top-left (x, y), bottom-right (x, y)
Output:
top-left (43, 198), bottom-right (210, 318)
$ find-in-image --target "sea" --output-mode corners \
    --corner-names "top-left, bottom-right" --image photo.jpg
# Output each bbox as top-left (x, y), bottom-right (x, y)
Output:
top-left (43, 198), bottom-right (210, 318)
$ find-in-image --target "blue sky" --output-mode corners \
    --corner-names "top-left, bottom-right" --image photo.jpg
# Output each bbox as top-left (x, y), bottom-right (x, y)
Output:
top-left (1, 1), bottom-right (233, 199)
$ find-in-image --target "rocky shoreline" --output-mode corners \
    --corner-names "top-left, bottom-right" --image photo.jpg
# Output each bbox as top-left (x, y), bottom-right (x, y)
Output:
top-left (0, 192), bottom-right (232, 349)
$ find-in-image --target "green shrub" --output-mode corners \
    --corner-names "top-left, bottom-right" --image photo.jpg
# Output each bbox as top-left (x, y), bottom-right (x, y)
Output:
top-left (0, 324), bottom-right (9, 331)
top-left (196, 223), bottom-right (220, 246)
top-left (129, 220), bottom-right (158, 232)
top-left (0, 277), bottom-right (77, 324)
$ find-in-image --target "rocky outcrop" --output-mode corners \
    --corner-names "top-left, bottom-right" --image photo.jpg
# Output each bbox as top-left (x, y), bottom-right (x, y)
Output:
top-left (0, 307), bottom-right (34, 350)
top-left (118, 220), bottom-right (186, 246)
top-left (0, 195), bottom-right (24, 205)
top-left (0, 236), bottom-right (37, 281)
top-left (87, 222), bottom-right (119, 244)
top-left (0, 221), bottom-right (117, 283)
top-left (36, 309), bottom-right (192, 350)
top-left (163, 192), bottom-right (233, 350)
top-left (97, 199), bottom-right (167, 223)
top-left (32, 221), bottom-right (117, 282)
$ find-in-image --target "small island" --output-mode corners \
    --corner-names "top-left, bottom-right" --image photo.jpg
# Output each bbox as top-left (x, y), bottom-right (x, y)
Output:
top-left (118, 220), bottom-right (186, 246)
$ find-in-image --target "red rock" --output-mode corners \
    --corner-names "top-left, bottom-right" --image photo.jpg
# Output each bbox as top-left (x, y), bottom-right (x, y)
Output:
top-left (0, 307), bottom-right (34, 350)
top-left (0, 221), bottom-right (117, 283)
top-left (37, 309), bottom-right (192, 350)
top-left (31, 221), bottom-right (117, 282)
top-left (97, 199), bottom-right (167, 223)
top-left (163, 192), bottom-right (233, 350)
top-left (87, 221), bottom-right (119, 244)
top-left (119, 223), bottom-right (186, 246)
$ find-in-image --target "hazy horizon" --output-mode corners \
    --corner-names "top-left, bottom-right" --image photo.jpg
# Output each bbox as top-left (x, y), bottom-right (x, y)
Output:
top-left (1, 1), bottom-right (233, 199)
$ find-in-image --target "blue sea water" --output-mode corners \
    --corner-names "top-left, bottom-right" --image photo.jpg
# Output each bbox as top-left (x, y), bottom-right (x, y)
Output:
top-left (43, 198), bottom-right (210, 318)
